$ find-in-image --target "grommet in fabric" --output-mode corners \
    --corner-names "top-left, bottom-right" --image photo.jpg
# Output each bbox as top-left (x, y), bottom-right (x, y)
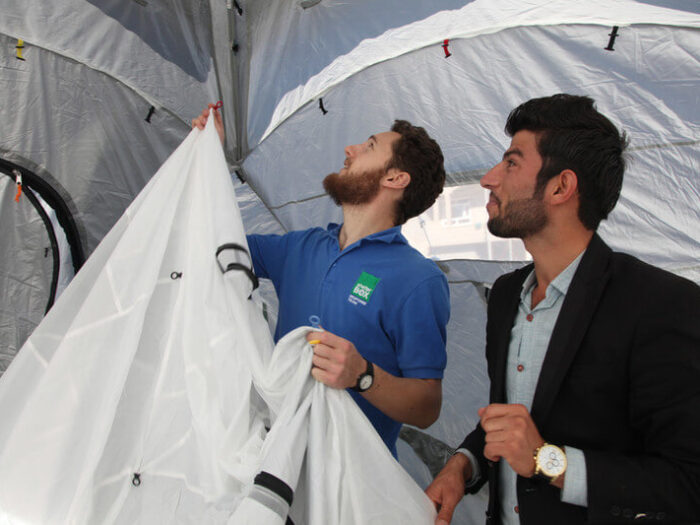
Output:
top-left (170, 272), bottom-right (183, 280)
top-left (132, 472), bottom-right (141, 486)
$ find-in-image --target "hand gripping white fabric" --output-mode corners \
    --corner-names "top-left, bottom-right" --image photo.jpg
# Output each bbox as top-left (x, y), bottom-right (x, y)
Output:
top-left (0, 116), bottom-right (436, 524)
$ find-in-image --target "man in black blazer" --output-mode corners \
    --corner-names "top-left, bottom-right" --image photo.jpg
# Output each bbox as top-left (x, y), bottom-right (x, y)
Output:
top-left (426, 94), bottom-right (700, 524)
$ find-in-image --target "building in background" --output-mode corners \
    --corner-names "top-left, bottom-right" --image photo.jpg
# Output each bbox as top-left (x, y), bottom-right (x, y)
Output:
top-left (403, 184), bottom-right (531, 262)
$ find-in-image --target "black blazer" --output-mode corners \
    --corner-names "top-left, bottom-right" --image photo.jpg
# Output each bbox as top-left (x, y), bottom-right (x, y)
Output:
top-left (460, 234), bottom-right (700, 524)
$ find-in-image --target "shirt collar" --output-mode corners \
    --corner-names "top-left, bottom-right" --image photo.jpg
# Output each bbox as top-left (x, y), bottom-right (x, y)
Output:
top-left (326, 223), bottom-right (407, 246)
top-left (520, 249), bottom-right (586, 308)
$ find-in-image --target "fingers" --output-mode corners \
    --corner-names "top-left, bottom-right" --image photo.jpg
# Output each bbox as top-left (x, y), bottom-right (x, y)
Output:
top-left (306, 329), bottom-right (344, 348)
top-left (479, 403), bottom-right (542, 477)
top-left (426, 482), bottom-right (460, 525)
top-left (306, 330), bottom-right (323, 343)
top-left (479, 403), bottom-right (527, 423)
top-left (425, 454), bottom-right (469, 525)
top-left (191, 108), bottom-right (209, 130)
top-left (190, 104), bottom-right (222, 131)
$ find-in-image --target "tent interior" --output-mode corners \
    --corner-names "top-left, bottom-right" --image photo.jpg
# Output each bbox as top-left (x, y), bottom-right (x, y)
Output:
top-left (1, 1), bottom-right (698, 523)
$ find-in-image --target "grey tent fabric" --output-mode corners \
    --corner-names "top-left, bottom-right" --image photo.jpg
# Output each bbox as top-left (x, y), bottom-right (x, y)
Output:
top-left (0, 2), bottom-right (698, 523)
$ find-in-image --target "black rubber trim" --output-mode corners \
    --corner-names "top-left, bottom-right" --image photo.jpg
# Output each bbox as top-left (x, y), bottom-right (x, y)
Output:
top-left (254, 471), bottom-right (294, 507)
top-left (23, 185), bottom-right (61, 313)
top-left (0, 158), bottom-right (85, 274)
top-left (1, 172), bottom-right (60, 314)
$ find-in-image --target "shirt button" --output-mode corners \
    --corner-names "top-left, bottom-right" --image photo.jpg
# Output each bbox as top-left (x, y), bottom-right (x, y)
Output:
top-left (526, 313), bottom-right (534, 322)
top-left (517, 364), bottom-right (524, 372)
top-left (514, 505), bottom-right (519, 514)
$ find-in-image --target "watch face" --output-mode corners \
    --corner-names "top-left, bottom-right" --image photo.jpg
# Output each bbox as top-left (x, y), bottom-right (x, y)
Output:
top-left (537, 444), bottom-right (567, 477)
top-left (359, 374), bottom-right (373, 391)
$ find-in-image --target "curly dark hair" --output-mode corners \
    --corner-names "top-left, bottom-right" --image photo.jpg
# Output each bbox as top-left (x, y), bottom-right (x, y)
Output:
top-left (505, 94), bottom-right (628, 231)
top-left (385, 120), bottom-right (446, 225)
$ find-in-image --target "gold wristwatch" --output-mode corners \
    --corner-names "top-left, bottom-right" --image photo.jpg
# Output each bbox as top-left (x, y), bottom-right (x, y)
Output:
top-left (533, 443), bottom-right (567, 482)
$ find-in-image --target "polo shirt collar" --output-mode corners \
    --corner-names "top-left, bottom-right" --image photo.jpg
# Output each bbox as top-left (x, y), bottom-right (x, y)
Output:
top-left (326, 223), bottom-right (407, 246)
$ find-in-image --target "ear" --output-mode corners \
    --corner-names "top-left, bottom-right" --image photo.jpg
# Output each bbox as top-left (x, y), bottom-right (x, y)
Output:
top-left (547, 169), bottom-right (578, 205)
top-left (382, 168), bottom-right (411, 190)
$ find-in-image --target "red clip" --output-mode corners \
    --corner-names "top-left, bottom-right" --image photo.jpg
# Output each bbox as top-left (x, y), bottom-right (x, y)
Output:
top-left (442, 39), bottom-right (451, 58)
top-left (213, 100), bottom-right (223, 110)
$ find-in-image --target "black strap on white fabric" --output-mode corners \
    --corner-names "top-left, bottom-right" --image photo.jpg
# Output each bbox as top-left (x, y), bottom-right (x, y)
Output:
top-left (246, 471), bottom-right (295, 521)
top-left (254, 471), bottom-right (293, 506)
top-left (215, 243), bottom-right (259, 293)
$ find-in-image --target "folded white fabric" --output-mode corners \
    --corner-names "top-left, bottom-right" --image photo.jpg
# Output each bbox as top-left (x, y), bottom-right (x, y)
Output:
top-left (0, 116), bottom-right (435, 524)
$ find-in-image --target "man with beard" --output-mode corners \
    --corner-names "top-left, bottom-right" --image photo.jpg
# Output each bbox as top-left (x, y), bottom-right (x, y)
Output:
top-left (425, 94), bottom-right (700, 524)
top-left (192, 106), bottom-right (449, 456)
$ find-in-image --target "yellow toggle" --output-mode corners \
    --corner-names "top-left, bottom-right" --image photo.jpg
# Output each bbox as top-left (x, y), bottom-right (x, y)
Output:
top-left (16, 39), bottom-right (25, 61)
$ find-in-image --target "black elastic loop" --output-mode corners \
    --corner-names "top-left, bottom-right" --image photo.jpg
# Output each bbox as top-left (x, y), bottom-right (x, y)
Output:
top-left (170, 271), bottom-right (182, 280)
top-left (216, 243), bottom-right (259, 292)
top-left (605, 26), bottom-right (620, 51)
top-left (145, 105), bottom-right (155, 123)
top-left (319, 98), bottom-right (328, 115)
top-left (254, 471), bottom-right (293, 507)
top-left (132, 473), bottom-right (141, 486)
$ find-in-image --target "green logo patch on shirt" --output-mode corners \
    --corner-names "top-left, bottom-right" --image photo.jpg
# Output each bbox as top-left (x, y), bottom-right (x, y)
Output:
top-left (349, 271), bottom-right (380, 305)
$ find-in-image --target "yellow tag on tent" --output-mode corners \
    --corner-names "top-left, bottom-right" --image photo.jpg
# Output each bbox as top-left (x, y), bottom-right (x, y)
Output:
top-left (16, 39), bottom-right (25, 60)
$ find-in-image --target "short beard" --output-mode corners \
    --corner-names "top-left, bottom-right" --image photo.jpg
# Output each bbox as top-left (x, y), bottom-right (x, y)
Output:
top-left (323, 167), bottom-right (384, 206)
top-left (487, 194), bottom-right (547, 238)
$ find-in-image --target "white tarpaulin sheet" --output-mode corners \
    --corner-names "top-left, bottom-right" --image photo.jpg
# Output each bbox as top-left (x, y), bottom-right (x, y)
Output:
top-left (0, 117), bottom-right (435, 524)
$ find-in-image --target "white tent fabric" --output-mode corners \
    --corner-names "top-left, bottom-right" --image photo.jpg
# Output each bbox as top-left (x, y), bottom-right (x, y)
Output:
top-left (1, 2), bottom-right (699, 523)
top-left (0, 118), bottom-right (436, 524)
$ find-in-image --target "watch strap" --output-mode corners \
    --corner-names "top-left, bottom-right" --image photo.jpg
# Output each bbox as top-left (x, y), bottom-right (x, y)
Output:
top-left (350, 359), bottom-right (374, 392)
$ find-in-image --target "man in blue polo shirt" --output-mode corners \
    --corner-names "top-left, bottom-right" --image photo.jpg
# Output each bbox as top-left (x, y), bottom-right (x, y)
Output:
top-left (193, 105), bottom-right (450, 457)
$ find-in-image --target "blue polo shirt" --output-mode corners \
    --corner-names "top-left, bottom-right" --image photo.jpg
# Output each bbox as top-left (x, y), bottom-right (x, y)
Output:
top-left (247, 223), bottom-right (449, 455)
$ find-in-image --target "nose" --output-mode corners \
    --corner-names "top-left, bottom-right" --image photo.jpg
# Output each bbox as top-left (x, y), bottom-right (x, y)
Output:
top-left (480, 163), bottom-right (500, 189)
top-left (345, 142), bottom-right (366, 159)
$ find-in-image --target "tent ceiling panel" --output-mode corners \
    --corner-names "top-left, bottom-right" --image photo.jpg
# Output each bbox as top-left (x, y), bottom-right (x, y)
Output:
top-left (242, 0), bottom-right (469, 146)
top-left (0, 0), bottom-right (219, 120)
top-left (242, 22), bottom-right (699, 275)
top-left (0, 32), bottom-right (189, 253)
top-left (247, 0), bottom-right (699, 146)
top-left (599, 142), bottom-right (700, 280)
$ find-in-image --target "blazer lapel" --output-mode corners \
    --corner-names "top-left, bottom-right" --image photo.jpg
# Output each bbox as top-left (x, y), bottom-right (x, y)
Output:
top-left (530, 234), bottom-right (612, 424)
top-left (489, 266), bottom-right (530, 404)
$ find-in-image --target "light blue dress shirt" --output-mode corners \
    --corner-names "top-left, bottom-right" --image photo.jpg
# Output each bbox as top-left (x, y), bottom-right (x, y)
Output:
top-left (458, 251), bottom-right (588, 523)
